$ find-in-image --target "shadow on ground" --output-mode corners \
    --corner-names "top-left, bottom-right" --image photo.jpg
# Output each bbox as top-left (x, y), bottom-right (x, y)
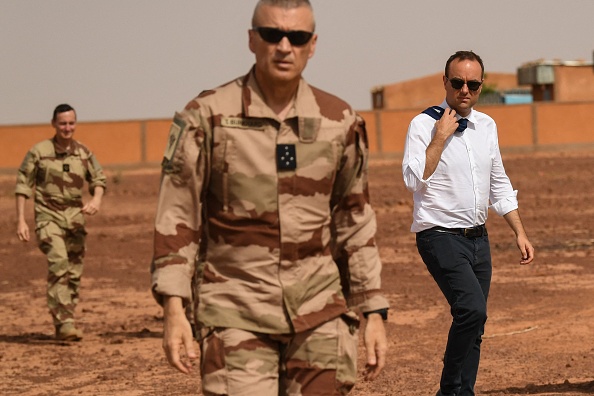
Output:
top-left (484, 380), bottom-right (594, 394)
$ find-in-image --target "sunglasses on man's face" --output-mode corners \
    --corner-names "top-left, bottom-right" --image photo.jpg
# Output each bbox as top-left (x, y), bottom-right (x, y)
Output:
top-left (253, 27), bottom-right (314, 46)
top-left (447, 77), bottom-right (483, 92)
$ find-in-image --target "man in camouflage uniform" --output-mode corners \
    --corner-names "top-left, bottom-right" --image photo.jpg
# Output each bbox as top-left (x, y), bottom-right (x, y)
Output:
top-left (16, 103), bottom-right (106, 341)
top-left (151, 1), bottom-right (389, 394)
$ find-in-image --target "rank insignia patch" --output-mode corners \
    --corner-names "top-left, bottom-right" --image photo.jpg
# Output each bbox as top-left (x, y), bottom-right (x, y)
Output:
top-left (277, 144), bottom-right (297, 171)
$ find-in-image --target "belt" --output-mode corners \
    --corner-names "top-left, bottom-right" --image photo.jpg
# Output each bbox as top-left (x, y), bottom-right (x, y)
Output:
top-left (431, 224), bottom-right (487, 238)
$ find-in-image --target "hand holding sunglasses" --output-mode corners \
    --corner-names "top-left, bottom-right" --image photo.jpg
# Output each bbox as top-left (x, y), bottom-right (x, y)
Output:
top-left (253, 27), bottom-right (314, 46)
top-left (447, 77), bottom-right (483, 92)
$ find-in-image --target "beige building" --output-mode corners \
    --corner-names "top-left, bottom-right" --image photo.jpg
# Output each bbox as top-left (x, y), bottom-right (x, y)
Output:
top-left (371, 72), bottom-right (525, 110)
top-left (371, 58), bottom-right (594, 109)
top-left (517, 59), bottom-right (594, 102)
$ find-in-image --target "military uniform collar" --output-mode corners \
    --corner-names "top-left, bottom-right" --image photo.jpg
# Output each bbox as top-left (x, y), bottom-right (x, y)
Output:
top-left (242, 67), bottom-right (321, 140)
top-left (52, 136), bottom-right (77, 156)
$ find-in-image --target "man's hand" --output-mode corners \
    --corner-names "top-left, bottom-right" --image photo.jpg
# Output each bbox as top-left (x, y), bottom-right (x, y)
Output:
top-left (517, 234), bottom-right (535, 265)
top-left (503, 209), bottom-right (535, 265)
top-left (16, 194), bottom-right (30, 242)
top-left (423, 108), bottom-right (460, 179)
top-left (16, 220), bottom-right (30, 242)
top-left (82, 186), bottom-right (104, 215)
top-left (82, 197), bottom-right (101, 215)
top-left (363, 313), bottom-right (387, 381)
top-left (434, 107), bottom-right (460, 141)
top-left (162, 296), bottom-right (198, 374)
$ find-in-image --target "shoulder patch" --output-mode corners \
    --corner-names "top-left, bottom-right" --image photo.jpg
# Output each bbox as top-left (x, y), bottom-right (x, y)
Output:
top-left (163, 117), bottom-right (186, 161)
top-left (221, 117), bottom-right (265, 130)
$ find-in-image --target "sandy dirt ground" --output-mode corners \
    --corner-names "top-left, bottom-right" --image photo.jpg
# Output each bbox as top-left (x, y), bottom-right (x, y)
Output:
top-left (0, 150), bottom-right (593, 396)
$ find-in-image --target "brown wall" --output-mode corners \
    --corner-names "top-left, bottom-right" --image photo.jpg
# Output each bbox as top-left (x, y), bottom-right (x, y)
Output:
top-left (477, 104), bottom-right (533, 147)
top-left (555, 66), bottom-right (594, 102)
top-left (360, 101), bottom-right (594, 156)
top-left (145, 120), bottom-right (173, 162)
top-left (1, 119), bottom-right (171, 170)
top-left (381, 72), bottom-right (525, 111)
top-left (382, 74), bottom-right (444, 110)
top-left (537, 102), bottom-right (594, 145)
top-left (2, 101), bottom-right (594, 170)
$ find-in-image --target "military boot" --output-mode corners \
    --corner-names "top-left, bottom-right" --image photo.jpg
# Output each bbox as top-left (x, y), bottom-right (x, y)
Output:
top-left (55, 323), bottom-right (83, 341)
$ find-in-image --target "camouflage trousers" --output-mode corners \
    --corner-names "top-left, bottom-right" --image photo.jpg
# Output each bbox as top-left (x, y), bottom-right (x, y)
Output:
top-left (198, 313), bottom-right (359, 396)
top-left (36, 221), bottom-right (86, 325)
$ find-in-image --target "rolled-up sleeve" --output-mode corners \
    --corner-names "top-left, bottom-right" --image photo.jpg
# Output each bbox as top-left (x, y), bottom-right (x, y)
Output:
top-left (489, 133), bottom-right (518, 216)
top-left (86, 153), bottom-right (107, 195)
top-left (490, 190), bottom-right (518, 216)
top-left (402, 117), bottom-right (431, 193)
top-left (15, 151), bottom-right (37, 198)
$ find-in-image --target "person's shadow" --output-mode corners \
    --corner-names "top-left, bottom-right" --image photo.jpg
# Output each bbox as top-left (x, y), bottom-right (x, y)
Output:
top-left (0, 332), bottom-right (69, 346)
top-left (484, 380), bottom-right (594, 394)
top-left (0, 328), bottom-right (162, 345)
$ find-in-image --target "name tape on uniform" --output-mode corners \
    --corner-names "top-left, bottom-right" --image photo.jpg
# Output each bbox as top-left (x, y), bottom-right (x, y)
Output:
top-left (221, 117), bottom-right (265, 130)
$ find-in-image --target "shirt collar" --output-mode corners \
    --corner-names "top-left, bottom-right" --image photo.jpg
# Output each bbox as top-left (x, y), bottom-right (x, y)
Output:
top-left (439, 99), bottom-right (478, 125)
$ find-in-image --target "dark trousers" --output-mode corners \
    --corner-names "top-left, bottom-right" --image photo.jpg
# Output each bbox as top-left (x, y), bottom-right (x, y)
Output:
top-left (416, 229), bottom-right (492, 396)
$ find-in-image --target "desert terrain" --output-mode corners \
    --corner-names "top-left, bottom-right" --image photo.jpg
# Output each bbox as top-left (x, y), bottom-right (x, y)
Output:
top-left (0, 150), bottom-right (593, 396)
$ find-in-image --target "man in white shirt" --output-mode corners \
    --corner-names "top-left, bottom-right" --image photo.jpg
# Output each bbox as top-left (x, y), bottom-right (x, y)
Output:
top-left (402, 50), bottom-right (535, 396)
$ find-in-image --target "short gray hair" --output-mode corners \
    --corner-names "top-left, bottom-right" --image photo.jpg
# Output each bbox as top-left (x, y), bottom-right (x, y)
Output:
top-left (252, 0), bottom-right (315, 30)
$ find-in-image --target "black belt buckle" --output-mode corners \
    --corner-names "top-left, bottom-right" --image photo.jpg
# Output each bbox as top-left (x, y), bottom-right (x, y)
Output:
top-left (463, 225), bottom-right (485, 238)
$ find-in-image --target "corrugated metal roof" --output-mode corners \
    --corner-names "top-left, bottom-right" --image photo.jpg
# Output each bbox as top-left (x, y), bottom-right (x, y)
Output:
top-left (519, 59), bottom-right (593, 68)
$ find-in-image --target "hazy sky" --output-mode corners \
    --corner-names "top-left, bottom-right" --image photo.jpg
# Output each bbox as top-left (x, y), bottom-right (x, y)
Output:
top-left (1, 0), bottom-right (593, 125)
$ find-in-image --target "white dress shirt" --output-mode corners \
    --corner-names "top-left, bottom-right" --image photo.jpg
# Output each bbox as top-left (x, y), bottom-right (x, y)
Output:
top-left (402, 100), bottom-right (518, 232)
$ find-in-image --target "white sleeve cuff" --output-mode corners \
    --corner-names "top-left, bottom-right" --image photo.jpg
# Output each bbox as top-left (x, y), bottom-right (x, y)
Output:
top-left (490, 190), bottom-right (519, 216)
top-left (403, 157), bottom-right (429, 192)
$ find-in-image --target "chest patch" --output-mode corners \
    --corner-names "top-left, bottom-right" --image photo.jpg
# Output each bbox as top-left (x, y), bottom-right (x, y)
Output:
top-left (277, 144), bottom-right (297, 171)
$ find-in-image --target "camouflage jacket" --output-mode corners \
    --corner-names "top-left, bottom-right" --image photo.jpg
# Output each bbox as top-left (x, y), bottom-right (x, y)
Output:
top-left (151, 68), bottom-right (389, 334)
top-left (15, 137), bottom-right (107, 230)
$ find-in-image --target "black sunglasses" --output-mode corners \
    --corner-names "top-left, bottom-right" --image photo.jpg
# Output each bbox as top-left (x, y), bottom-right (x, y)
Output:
top-left (447, 77), bottom-right (482, 92)
top-left (253, 27), bottom-right (314, 46)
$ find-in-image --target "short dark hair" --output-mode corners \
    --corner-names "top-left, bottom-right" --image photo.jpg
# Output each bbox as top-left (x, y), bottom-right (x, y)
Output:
top-left (445, 51), bottom-right (484, 79)
top-left (52, 103), bottom-right (76, 121)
